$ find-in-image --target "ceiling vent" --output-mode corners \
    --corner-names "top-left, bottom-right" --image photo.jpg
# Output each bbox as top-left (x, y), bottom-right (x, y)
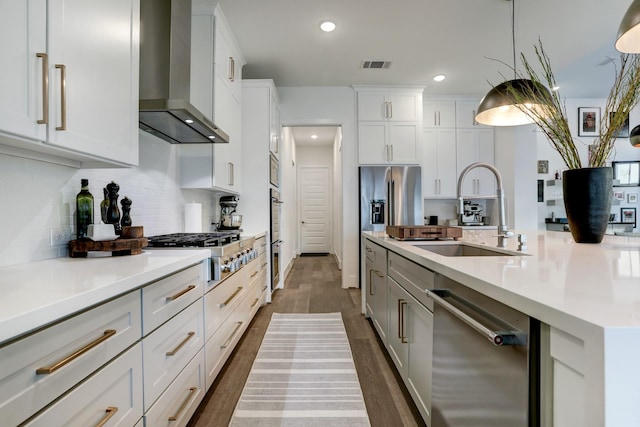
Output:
top-left (361, 60), bottom-right (391, 69)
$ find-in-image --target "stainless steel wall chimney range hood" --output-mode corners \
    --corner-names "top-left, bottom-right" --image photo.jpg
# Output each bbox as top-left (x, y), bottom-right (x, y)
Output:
top-left (139, 0), bottom-right (229, 144)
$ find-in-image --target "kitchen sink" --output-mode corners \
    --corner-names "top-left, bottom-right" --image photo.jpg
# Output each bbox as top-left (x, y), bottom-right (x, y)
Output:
top-left (415, 243), bottom-right (516, 257)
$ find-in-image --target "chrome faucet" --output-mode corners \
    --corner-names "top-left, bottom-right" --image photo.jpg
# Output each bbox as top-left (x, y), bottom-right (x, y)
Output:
top-left (457, 162), bottom-right (513, 248)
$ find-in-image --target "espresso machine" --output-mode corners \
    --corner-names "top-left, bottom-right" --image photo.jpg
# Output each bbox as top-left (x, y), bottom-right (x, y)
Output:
top-left (459, 201), bottom-right (484, 225)
top-left (218, 196), bottom-right (242, 230)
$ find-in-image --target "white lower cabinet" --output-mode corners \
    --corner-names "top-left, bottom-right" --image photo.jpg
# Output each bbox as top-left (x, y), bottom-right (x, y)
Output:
top-left (365, 240), bottom-right (388, 345)
top-left (0, 290), bottom-right (141, 427)
top-left (142, 264), bottom-right (204, 336)
top-left (25, 344), bottom-right (143, 426)
top-left (142, 299), bottom-right (205, 410)
top-left (144, 348), bottom-right (206, 427)
top-left (364, 238), bottom-right (434, 426)
top-left (387, 277), bottom-right (433, 425)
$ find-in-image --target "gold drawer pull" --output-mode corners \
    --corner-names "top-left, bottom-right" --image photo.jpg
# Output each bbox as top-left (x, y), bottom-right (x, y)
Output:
top-left (55, 64), bottom-right (66, 131)
top-left (221, 322), bottom-right (243, 349)
top-left (261, 262), bottom-right (268, 268)
top-left (250, 271), bottom-right (259, 278)
top-left (36, 329), bottom-right (116, 375)
top-left (219, 287), bottom-right (243, 308)
top-left (262, 286), bottom-right (268, 292)
top-left (168, 387), bottom-right (197, 422)
top-left (166, 284), bottom-right (196, 301)
top-left (250, 298), bottom-right (260, 308)
top-left (166, 332), bottom-right (195, 356)
top-left (36, 53), bottom-right (48, 124)
top-left (95, 406), bottom-right (118, 427)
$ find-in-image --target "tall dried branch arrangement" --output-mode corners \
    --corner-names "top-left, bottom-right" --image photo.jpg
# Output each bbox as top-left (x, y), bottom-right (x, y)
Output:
top-left (504, 40), bottom-right (640, 169)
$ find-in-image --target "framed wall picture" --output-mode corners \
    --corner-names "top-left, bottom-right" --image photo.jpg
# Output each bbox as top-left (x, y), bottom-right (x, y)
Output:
top-left (537, 160), bottom-right (548, 174)
top-left (578, 107), bottom-right (600, 136)
top-left (614, 191), bottom-right (625, 201)
top-left (609, 111), bottom-right (630, 138)
top-left (621, 207), bottom-right (636, 227)
top-left (628, 193), bottom-right (638, 204)
top-left (612, 161), bottom-right (640, 186)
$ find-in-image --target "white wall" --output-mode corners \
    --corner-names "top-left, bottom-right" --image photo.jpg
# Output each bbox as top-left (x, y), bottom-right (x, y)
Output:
top-left (333, 128), bottom-right (344, 269)
top-left (0, 130), bottom-right (215, 267)
top-left (277, 86), bottom-right (358, 288)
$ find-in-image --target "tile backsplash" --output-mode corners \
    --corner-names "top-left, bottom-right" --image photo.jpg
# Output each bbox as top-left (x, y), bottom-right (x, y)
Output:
top-left (0, 131), bottom-right (215, 267)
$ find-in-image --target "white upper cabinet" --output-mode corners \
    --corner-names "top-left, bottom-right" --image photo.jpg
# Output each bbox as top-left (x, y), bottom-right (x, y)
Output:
top-left (456, 128), bottom-right (495, 196)
top-left (0, 0), bottom-right (140, 167)
top-left (422, 129), bottom-right (457, 198)
top-left (423, 99), bottom-right (456, 128)
top-left (185, 3), bottom-right (245, 193)
top-left (455, 99), bottom-right (489, 129)
top-left (356, 87), bottom-right (424, 165)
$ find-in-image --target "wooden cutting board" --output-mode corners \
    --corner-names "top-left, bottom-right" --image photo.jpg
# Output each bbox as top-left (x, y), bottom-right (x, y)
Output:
top-left (68, 237), bottom-right (148, 258)
top-left (386, 225), bottom-right (462, 241)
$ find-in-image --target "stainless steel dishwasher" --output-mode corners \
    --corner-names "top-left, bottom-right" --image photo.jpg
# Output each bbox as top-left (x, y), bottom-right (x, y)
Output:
top-left (425, 275), bottom-right (540, 427)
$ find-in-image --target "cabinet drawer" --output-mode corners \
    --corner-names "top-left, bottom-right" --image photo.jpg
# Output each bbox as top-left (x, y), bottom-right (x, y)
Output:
top-left (205, 306), bottom-right (246, 389)
top-left (248, 268), bottom-right (268, 314)
top-left (145, 348), bottom-right (206, 427)
top-left (204, 269), bottom-right (246, 339)
top-left (255, 235), bottom-right (267, 256)
top-left (388, 252), bottom-right (435, 311)
top-left (25, 343), bottom-right (143, 426)
top-left (142, 264), bottom-right (204, 336)
top-left (0, 291), bottom-right (141, 427)
top-left (143, 299), bottom-right (204, 410)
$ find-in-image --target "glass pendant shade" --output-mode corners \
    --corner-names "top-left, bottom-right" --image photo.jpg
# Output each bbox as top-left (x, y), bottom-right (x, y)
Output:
top-left (630, 124), bottom-right (640, 147)
top-left (616, 0), bottom-right (640, 53)
top-left (475, 79), bottom-right (552, 126)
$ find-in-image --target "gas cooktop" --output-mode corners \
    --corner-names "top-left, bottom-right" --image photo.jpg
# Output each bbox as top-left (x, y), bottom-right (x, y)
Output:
top-left (147, 231), bottom-right (241, 248)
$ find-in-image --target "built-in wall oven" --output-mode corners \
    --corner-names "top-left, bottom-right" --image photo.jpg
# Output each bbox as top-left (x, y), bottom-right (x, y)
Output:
top-left (270, 188), bottom-right (283, 290)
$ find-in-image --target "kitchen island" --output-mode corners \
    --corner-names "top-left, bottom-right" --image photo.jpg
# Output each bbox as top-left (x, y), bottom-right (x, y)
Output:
top-left (363, 230), bottom-right (640, 427)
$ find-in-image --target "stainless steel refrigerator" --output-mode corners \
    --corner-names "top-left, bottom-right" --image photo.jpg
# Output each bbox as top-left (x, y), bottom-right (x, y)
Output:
top-left (359, 166), bottom-right (423, 232)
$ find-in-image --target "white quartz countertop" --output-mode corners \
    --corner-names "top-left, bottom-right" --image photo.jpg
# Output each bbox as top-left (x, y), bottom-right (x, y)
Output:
top-left (364, 230), bottom-right (640, 331)
top-left (0, 249), bottom-right (210, 345)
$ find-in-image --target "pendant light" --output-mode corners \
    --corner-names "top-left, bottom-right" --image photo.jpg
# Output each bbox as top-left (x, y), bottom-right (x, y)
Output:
top-left (616, 0), bottom-right (640, 53)
top-left (475, 0), bottom-right (551, 126)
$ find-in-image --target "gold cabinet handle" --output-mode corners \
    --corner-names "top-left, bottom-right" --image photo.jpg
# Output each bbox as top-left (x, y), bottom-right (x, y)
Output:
top-left (36, 53), bottom-right (48, 124)
top-left (228, 56), bottom-right (235, 82)
top-left (374, 270), bottom-right (384, 278)
top-left (250, 298), bottom-right (260, 308)
top-left (166, 332), bottom-right (195, 356)
top-left (261, 262), bottom-right (268, 268)
top-left (95, 406), bottom-right (118, 427)
top-left (168, 387), bottom-right (197, 422)
top-left (250, 270), bottom-right (258, 278)
top-left (397, 299), bottom-right (403, 339)
top-left (221, 321), bottom-right (243, 349)
top-left (166, 285), bottom-right (196, 301)
top-left (368, 269), bottom-right (374, 296)
top-left (36, 329), bottom-right (116, 375)
top-left (54, 64), bottom-right (66, 131)
top-left (400, 301), bottom-right (408, 344)
top-left (220, 287), bottom-right (243, 308)
top-left (262, 285), bottom-right (268, 292)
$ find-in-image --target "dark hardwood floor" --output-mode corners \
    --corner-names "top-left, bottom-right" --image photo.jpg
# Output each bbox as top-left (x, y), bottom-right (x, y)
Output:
top-left (188, 255), bottom-right (426, 427)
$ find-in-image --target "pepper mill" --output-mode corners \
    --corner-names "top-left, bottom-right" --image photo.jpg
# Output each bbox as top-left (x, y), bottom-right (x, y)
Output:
top-left (121, 197), bottom-right (132, 228)
top-left (106, 181), bottom-right (122, 235)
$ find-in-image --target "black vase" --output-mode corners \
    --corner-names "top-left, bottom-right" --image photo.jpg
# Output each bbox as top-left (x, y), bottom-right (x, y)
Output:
top-left (562, 167), bottom-right (612, 243)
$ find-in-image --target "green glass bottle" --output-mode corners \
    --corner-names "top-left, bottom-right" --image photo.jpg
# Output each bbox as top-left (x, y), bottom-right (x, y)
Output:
top-left (76, 179), bottom-right (94, 239)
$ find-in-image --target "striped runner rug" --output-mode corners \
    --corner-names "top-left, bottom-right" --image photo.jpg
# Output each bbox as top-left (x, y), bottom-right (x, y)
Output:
top-left (229, 312), bottom-right (371, 426)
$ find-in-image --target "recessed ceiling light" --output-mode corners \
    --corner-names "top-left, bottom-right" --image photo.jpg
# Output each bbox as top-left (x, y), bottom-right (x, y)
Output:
top-left (185, 119), bottom-right (194, 124)
top-left (552, 85), bottom-right (560, 91)
top-left (311, 134), bottom-right (318, 139)
top-left (433, 74), bottom-right (446, 82)
top-left (208, 135), bottom-right (216, 140)
top-left (320, 21), bottom-right (336, 32)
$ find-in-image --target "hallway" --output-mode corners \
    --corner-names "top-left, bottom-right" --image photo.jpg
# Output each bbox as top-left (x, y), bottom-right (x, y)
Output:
top-left (188, 255), bottom-right (426, 426)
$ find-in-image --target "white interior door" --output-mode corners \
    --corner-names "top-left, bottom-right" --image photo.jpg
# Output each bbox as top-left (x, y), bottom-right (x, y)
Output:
top-left (299, 166), bottom-right (331, 253)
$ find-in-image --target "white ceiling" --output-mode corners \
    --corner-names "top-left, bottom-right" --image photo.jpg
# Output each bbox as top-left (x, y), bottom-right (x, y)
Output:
top-left (218, 0), bottom-right (631, 100)
top-left (290, 126), bottom-right (339, 147)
